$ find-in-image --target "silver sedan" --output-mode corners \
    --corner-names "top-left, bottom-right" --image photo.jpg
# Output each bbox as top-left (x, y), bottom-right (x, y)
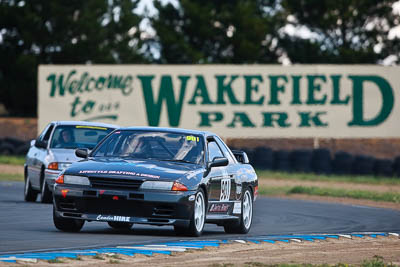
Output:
top-left (24, 121), bottom-right (118, 203)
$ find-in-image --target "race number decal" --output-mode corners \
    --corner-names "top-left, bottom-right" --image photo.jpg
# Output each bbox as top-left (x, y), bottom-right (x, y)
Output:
top-left (220, 178), bottom-right (231, 201)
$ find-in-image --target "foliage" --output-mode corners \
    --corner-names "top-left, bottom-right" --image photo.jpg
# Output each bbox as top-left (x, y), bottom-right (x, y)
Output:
top-left (1, 1), bottom-right (399, 116)
top-left (149, 0), bottom-right (281, 64)
top-left (279, 0), bottom-right (399, 64)
top-left (0, 0), bottom-right (145, 116)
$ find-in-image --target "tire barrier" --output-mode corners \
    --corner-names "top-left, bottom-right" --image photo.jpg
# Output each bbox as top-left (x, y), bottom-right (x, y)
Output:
top-left (0, 142), bottom-right (15, 155)
top-left (0, 138), bottom-right (30, 156)
top-left (373, 159), bottom-right (393, 177)
top-left (352, 155), bottom-right (375, 176)
top-left (332, 151), bottom-right (353, 175)
top-left (290, 149), bottom-right (313, 173)
top-left (273, 150), bottom-right (291, 172)
top-left (393, 156), bottom-right (400, 177)
top-left (311, 148), bottom-right (332, 174)
top-left (228, 146), bottom-right (400, 178)
top-left (252, 147), bottom-right (274, 170)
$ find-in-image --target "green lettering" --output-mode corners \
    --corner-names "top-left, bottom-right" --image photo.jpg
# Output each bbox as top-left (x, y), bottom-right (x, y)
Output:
top-left (291, 75), bottom-right (302, 105)
top-left (138, 75), bottom-right (190, 127)
top-left (306, 75), bottom-right (327, 105)
top-left (198, 112), bottom-right (223, 127)
top-left (298, 111), bottom-right (328, 127)
top-left (330, 75), bottom-right (349, 105)
top-left (348, 75), bottom-right (394, 126)
top-left (227, 112), bottom-right (255, 128)
top-left (268, 75), bottom-right (287, 105)
top-left (47, 70), bottom-right (76, 97)
top-left (262, 112), bottom-right (291, 127)
top-left (188, 75), bottom-right (213, 104)
top-left (244, 75), bottom-right (264, 105)
top-left (215, 75), bottom-right (240, 104)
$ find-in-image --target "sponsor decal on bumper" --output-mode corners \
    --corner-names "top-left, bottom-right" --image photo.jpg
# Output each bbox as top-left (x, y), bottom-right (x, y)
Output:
top-left (96, 215), bottom-right (131, 222)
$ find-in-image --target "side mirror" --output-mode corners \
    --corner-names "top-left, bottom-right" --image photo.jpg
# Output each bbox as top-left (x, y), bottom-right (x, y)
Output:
top-left (232, 150), bottom-right (249, 164)
top-left (30, 139), bottom-right (36, 147)
top-left (208, 157), bottom-right (229, 169)
top-left (75, 148), bottom-right (88, 159)
top-left (34, 139), bottom-right (47, 149)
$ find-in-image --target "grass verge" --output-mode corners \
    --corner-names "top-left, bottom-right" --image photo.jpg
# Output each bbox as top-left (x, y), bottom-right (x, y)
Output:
top-left (257, 170), bottom-right (400, 185)
top-left (0, 173), bottom-right (24, 182)
top-left (0, 155), bottom-right (25, 166)
top-left (259, 185), bottom-right (400, 203)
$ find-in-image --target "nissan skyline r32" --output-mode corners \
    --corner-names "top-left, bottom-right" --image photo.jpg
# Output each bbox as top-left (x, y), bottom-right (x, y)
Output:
top-left (53, 127), bottom-right (258, 236)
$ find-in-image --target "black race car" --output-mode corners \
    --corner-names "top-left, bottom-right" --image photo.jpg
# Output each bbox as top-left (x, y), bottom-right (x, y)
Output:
top-left (53, 127), bottom-right (258, 236)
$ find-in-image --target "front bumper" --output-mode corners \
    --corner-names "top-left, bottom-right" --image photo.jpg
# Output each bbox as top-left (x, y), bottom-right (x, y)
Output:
top-left (53, 184), bottom-right (195, 227)
top-left (44, 169), bottom-right (61, 192)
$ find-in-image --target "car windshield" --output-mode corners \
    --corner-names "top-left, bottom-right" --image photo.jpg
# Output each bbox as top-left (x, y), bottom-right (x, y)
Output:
top-left (92, 130), bottom-right (205, 165)
top-left (50, 125), bottom-right (114, 150)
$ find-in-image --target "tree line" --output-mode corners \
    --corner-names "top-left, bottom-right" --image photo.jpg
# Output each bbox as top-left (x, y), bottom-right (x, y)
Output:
top-left (0, 0), bottom-right (399, 116)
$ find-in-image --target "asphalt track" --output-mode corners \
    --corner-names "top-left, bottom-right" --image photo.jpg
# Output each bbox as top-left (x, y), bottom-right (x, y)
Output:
top-left (1, 181), bottom-right (399, 255)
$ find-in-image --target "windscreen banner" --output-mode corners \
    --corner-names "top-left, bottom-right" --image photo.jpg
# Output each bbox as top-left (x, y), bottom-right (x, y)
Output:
top-left (38, 65), bottom-right (400, 138)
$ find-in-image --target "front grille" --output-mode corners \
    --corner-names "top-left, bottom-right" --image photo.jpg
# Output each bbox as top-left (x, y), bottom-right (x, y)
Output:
top-left (89, 177), bottom-right (143, 190)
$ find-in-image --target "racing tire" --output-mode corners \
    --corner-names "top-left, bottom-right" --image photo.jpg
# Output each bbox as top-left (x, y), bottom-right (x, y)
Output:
top-left (24, 172), bottom-right (38, 202)
top-left (107, 222), bottom-right (133, 230)
top-left (224, 188), bottom-right (253, 234)
top-left (40, 170), bottom-right (52, 203)
top-left (176, 188), bottom-right (206, 237)
top-left (53, 207), bottom-right (85, 232)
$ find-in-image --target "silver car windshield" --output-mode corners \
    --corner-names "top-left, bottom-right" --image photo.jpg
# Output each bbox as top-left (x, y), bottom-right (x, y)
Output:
top-left (50, 125), bottom-right (114, 150)
top-left (92, 130), bottom-right (205, 165)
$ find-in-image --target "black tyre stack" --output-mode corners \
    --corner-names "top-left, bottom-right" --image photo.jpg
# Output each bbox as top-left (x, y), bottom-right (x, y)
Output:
top-left (373, 159), bottom-right (393, 177)
top-left (311, 148), bottom-right (332, 174)
top-left (252, 147), bottom-right (274, 170)
top-left (352, 155), bottom-right (375, 176)
top-left (273, 150), bottom-right (291, 172)
top-left (332, 151), bottom-right (353, 175)
top-left (290, 149), bottom-right (313, 173)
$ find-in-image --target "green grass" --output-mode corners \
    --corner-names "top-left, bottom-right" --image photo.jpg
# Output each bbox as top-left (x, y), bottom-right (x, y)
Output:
top-left (0, 155), bottom-right (25, 166)
top-left (0, 173), bottom-right (23, 182)
top-left (257, 170), bottom-right (400, 185)
top-left (259, 185), bottom-right (400, 203)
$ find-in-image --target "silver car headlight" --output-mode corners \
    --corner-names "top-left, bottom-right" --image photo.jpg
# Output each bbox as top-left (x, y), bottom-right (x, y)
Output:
top-left (140, 181), bottom-right (173, 190)
top-left (58, 163), bottom-right (71, 170)
top-left (63, 175), bottom-right (90, 186)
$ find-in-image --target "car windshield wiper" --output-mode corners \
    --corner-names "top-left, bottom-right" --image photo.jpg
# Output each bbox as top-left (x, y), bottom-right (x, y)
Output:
top-left (158, 159), bottom-right (195, 164)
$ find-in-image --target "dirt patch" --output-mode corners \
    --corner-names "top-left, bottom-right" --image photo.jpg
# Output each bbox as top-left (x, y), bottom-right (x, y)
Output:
top-left (1, 236), bottom-right (399, 266)
top-left (0, 164), bottom-right (23, 175)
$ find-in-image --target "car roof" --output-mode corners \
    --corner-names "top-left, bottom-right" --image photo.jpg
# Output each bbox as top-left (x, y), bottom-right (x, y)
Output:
top-left (50, 121), bottom-right (119, 129)
top-left (118, 126), bottom-right (217, 138)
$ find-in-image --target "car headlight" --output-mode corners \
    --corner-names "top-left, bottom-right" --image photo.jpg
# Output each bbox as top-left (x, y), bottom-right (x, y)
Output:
top-left (140, 181), bottom-right (173, 190)
top-left (63, 175), bottom-right (90, 185)
top-left (48, 162), bottom-right (71, 171)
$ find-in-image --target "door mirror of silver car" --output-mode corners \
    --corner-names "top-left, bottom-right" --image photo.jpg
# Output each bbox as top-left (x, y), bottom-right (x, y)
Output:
top-left (34, 139), bottom-right (47, 149)
top-left (75, 148), bottom-right (89, 159)
top-left (208, 157), bottom-right (229, 169)
top-left (30, 139), bottom-right (36, 147)
top-left (232, 150), bottom-right (249, 164)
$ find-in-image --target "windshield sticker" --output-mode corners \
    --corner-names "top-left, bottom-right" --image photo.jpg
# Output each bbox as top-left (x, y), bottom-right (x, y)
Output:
top-left (186, 135), bottom-right (199, 142)
top-left (76, 126), bottom-right (108, 130)
top-left (78, 170), bottom-right (160, 178)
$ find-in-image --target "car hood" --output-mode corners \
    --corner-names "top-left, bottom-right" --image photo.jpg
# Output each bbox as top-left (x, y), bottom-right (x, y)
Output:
top-left (48, 149), bottom-right (80, 163)
top-left (65, 158), bottom-right (204, 182)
